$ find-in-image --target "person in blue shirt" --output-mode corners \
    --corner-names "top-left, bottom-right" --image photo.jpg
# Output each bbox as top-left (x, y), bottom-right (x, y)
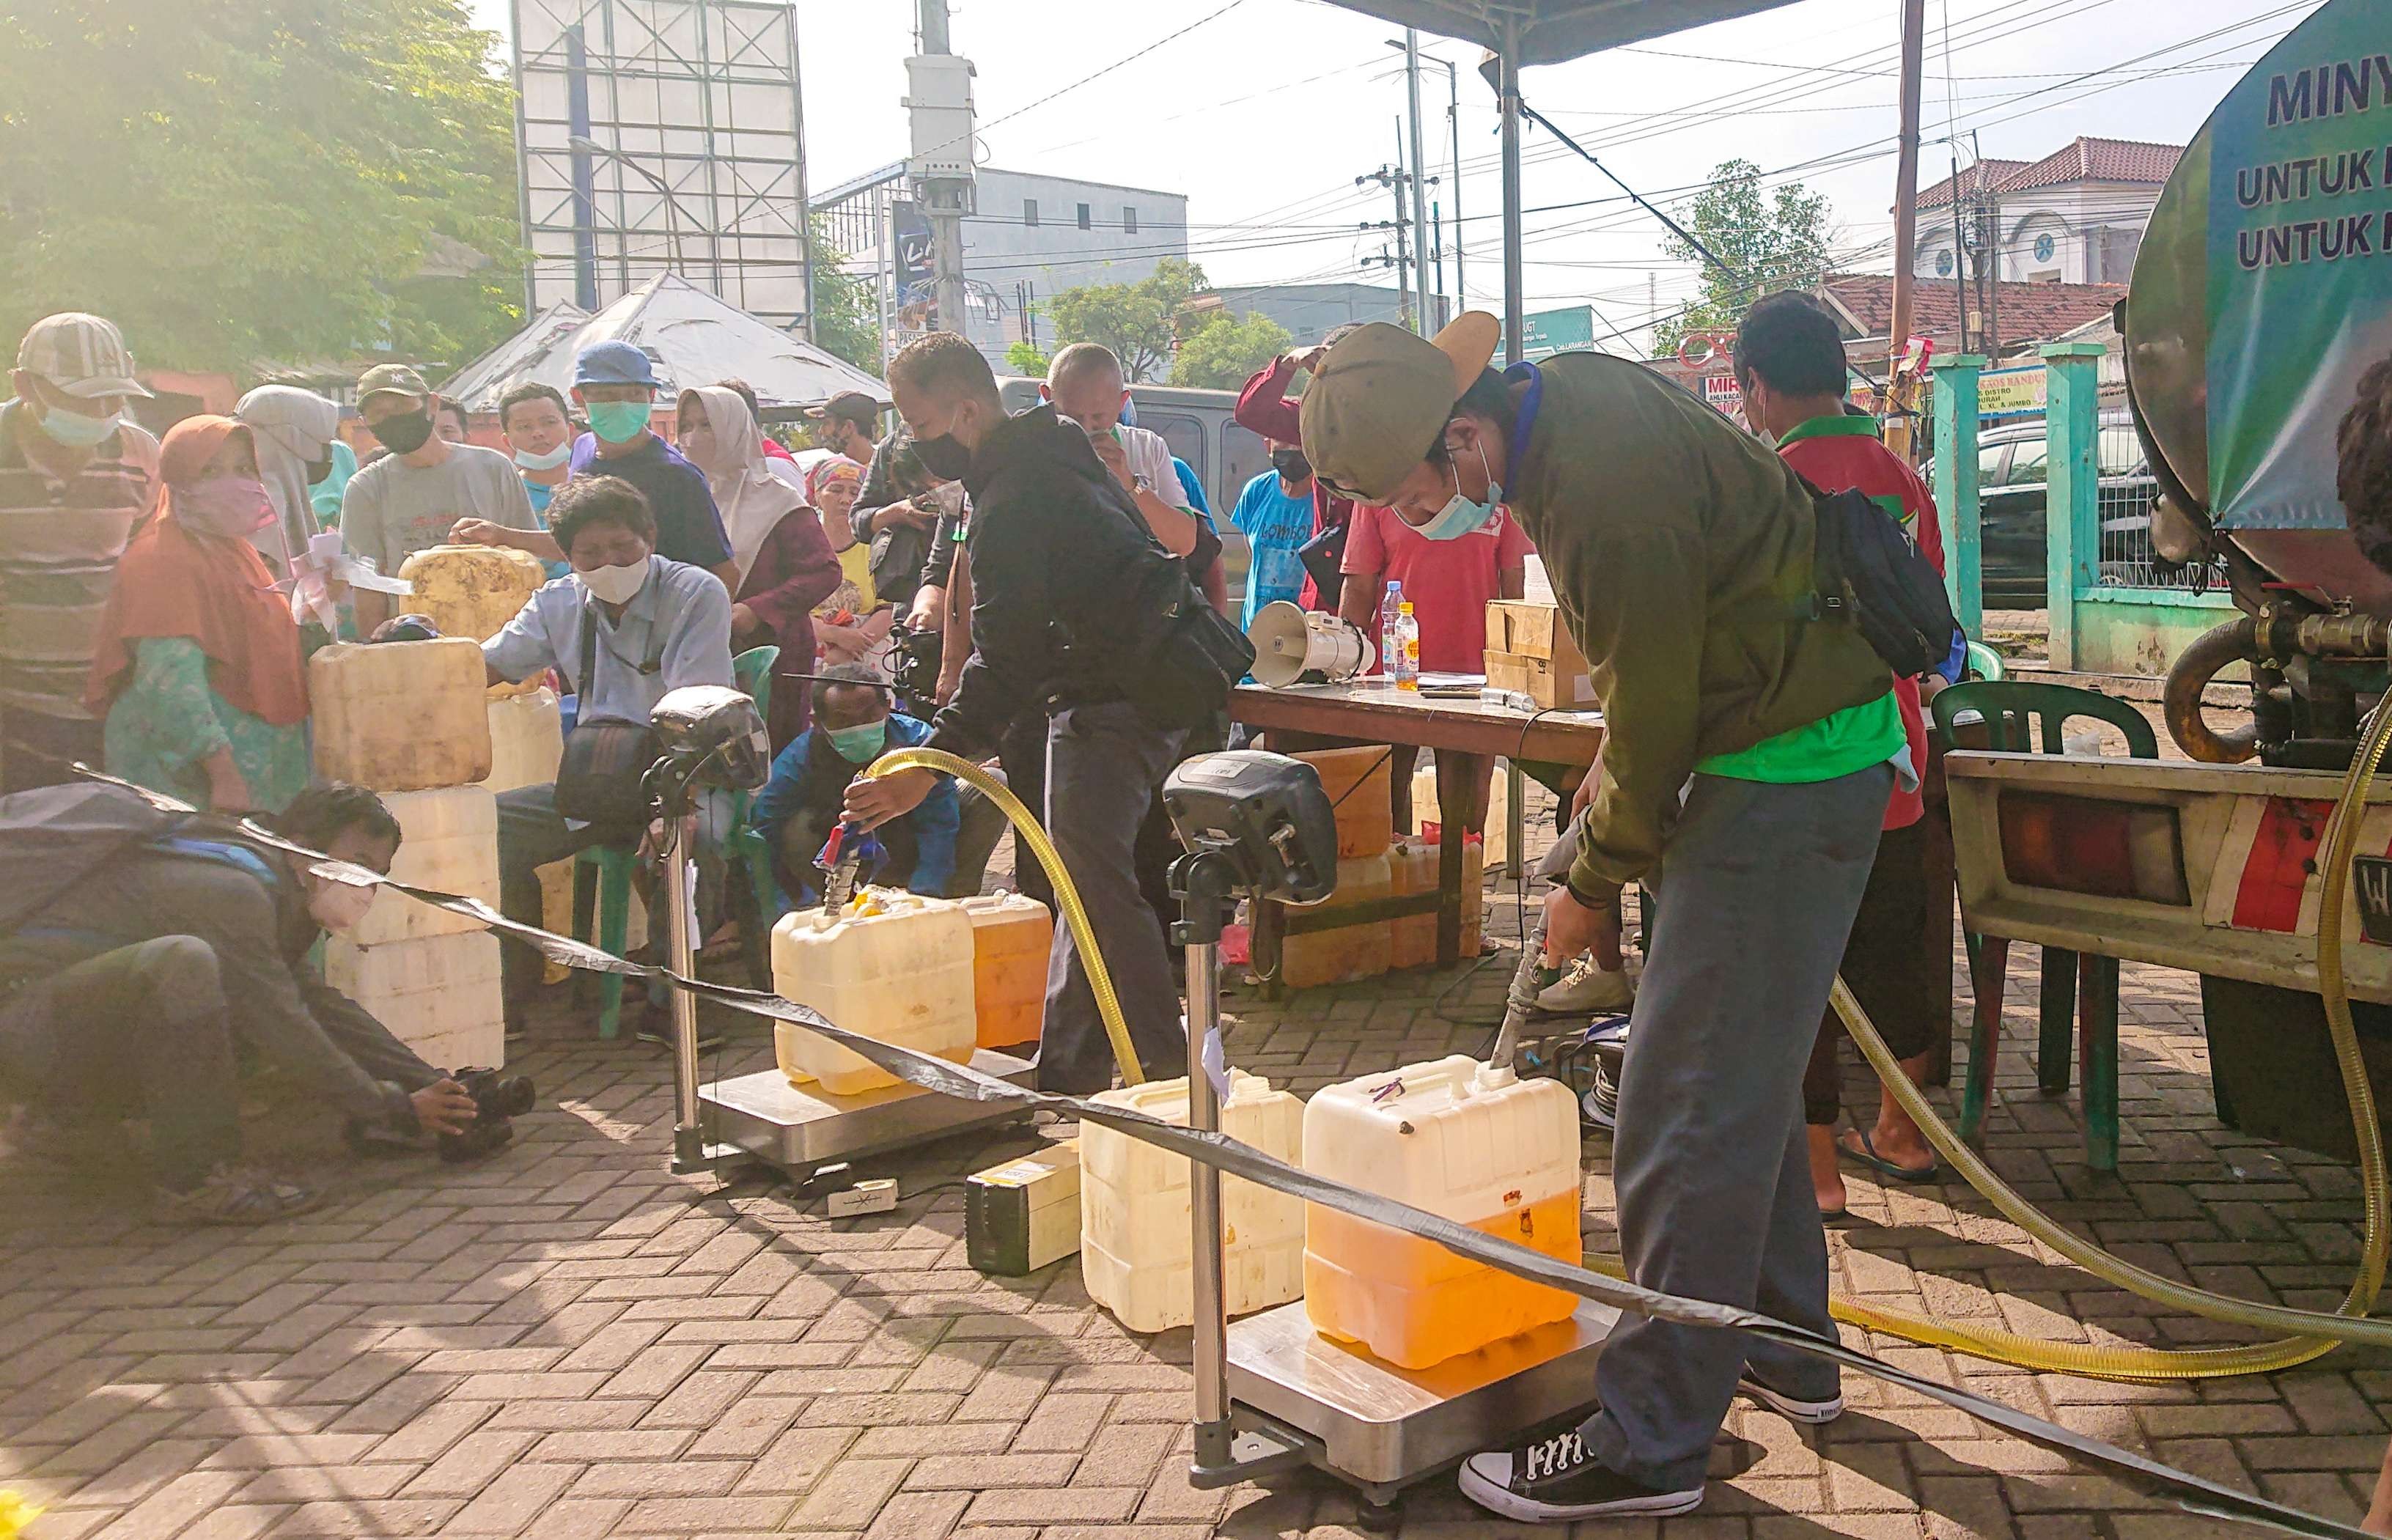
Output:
top-left (751, 663), bottom-right (1004, 903)
top-left (1229, 440), bottom-right (1318, 631)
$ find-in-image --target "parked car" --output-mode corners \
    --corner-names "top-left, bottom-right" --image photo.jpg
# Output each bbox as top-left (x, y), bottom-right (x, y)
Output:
top-left (1958, 409), bottom-right (2161, 608)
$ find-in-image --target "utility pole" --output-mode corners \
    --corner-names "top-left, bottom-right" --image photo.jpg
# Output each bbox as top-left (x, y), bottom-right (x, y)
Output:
top-left (1951, 155), bottom-right (1972, 356)
top-left (1885, 0), bottom-right (1924, 394)
top-left (1357, 156), bottom-right (1415, 331)
top-left (1976, 131), bottom-right (2002, 364)
top-left (790, 7), bottom-right (817, 344)
top-left (907, 0), bottom-right (974, 343)
top-left (1404, 29), bottom-right (1434, 336)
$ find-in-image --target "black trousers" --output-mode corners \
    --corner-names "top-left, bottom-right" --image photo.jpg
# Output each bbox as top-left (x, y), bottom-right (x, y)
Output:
top-left (0, 936), bottom-right (241, 1190)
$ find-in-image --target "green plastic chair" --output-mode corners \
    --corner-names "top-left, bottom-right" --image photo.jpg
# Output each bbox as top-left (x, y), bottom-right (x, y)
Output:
top-left (1931, 680), bottom-right (2157, 1172)
top-left (569, 646), bottom-right (785, 1038)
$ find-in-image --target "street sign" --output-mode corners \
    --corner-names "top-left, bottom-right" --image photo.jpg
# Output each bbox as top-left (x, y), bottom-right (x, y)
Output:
top-left (1979, 364), bottom-right (2047, 417)
top-left (1512, 306), bottom-right (1596, 360)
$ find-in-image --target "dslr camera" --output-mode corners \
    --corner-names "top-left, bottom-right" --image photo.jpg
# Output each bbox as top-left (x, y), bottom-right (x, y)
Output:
top-left (439, 1067), bottom-right (536, 1163)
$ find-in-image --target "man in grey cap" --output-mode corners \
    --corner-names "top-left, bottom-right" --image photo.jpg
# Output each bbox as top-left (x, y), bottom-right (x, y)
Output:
top-left (339, 362), bottom-right (541, 633)
top-left (1, 312), bottom-right (161, 791)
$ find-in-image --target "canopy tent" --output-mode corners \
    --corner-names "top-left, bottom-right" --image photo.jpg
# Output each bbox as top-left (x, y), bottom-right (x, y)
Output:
top-left (441, 274), bottom-right (886, 419)
top-left (1314, 1), bottom-right (1914, 366)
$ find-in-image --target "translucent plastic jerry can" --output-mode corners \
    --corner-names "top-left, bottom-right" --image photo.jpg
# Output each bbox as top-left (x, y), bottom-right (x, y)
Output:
top-left (771, 888), bottom-right (977, 1096)
top-left (481, 688), bottom-right (563, 794)
top-left (1303, 1055), bottom-right (1582, 1368)
top-left (1387, 838), bottom-right (1438, 970)
top-left (400, 545), bottom-right (549, 699)
top-left (311, 638), bottom-right (493, 792)
top-left (1294, 745), bottom-right (1394, 859)
top-left (1278, 852), bottom-right (1394, 989)
top-left (962, 891), bottom-right (1051, 1050)
top-left (1081, 1072), bottom-right (1306, 1331)
top-left (346, 786), bottom-right (499, 948)
top-left (324, 931), bottom-right (504, 1072)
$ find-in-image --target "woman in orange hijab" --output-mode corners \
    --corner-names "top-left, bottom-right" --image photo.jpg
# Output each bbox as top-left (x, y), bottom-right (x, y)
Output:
top-left (87, 416), bottom-right (309, 812)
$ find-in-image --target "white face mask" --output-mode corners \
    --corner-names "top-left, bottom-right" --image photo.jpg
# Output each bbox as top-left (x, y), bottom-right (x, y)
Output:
top-left (575, 559), bottom-right (648, 605)
top-left (305, 866), bottom-right (378, 934)
top-left (513, 443), bottom-right (572, 471)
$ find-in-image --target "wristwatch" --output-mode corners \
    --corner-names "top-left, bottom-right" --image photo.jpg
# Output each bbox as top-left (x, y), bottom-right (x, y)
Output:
top-left (1133, 474), bottom-right (1154, 493)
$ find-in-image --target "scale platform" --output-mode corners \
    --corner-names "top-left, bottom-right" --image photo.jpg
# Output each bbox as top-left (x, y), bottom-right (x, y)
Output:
top-left (1223, 1299), bottom-right (1618, 1500)
top-left (699, 1049), bottom-right (1037, 1176)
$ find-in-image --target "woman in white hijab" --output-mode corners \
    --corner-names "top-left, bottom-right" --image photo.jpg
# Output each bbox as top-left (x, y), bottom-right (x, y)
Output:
top-left (676, 385), bottom-right (806, 583)
top-left (234, 385), bottom-right (344, 578)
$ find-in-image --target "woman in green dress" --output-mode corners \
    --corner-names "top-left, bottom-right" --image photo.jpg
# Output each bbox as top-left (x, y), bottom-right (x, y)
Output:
top-left (86, 415), bottom-right (310, 813)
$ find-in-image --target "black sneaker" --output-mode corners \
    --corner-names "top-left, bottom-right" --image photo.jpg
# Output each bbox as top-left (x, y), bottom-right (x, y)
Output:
top-left (636, 1020), bottom-right (724, 1053)
top-left (1737, 1368), bottom-right (1844, 1424)
top-left (1457, 1428), bottom-right (1704, 1521)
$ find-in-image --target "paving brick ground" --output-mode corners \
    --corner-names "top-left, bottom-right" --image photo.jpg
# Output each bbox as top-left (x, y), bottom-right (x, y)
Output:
top-left (4, 800), bottom-right (2387, 1539)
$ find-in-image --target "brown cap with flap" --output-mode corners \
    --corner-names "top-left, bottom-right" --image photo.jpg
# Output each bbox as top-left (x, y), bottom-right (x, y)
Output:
top-left (1296, 312), bottom-right (1500, 504)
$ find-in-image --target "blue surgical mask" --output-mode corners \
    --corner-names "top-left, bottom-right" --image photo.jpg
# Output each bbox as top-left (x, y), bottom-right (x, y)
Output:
top-left (825, 719), bottom-right (887, 764)
top-left (1411, 441), bottom-right (1501, 542)
top-left (35, 402), bottom-right (121, 449)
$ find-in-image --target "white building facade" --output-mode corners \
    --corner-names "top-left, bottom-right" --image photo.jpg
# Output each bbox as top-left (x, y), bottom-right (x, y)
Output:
top-left (1911, 137), bottom-right (2182, 290)
top-left (814, 163), bottom-right (1191, 372)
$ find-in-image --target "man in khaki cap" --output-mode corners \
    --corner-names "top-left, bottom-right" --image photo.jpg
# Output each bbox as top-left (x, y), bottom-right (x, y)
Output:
top-left (339, 362), bottom-right (541, 631)
top-left (1, 313), bottom-right (160, 792)
top-left (1303, 315), bottom-right (1910, 1522)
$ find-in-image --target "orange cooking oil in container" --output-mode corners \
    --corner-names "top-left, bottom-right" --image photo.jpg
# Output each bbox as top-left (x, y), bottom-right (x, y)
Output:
top-left (1303, 1054), bottom-right (1582, 1369)
top-left (771, 888), bottom-right (976, 1095)
top-left (962, 891), bottom-right (1050, 1050)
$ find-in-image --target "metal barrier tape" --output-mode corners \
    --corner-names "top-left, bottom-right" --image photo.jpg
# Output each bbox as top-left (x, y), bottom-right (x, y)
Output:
top-left (87, 774), bottom-right (2371, 1540)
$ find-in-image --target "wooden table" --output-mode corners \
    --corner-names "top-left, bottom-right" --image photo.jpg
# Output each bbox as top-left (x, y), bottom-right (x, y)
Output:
top-left (1228, 683), bottom-right (1605, 979)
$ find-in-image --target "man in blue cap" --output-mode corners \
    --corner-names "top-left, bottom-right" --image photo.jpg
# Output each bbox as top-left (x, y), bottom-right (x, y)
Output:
top-left (557, 341), bottom-right (736, 590)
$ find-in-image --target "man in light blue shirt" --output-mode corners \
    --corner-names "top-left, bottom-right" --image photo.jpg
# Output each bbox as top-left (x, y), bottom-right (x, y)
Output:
top-left (482, 475), bottom-right (734, 1023)
top-left (1228, 440), bottom-right (1317, 631)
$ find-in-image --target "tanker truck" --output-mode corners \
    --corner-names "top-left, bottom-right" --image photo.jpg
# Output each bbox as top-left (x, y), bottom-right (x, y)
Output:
top-left (1944, 0), bottom-right (2392, 1158)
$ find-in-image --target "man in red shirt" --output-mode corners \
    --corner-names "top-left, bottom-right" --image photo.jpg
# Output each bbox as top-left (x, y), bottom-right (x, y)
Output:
top-left (1734, 291), bottom-right (1949, 1216)
top-left (1236, 339), bottom-right (1358, 611)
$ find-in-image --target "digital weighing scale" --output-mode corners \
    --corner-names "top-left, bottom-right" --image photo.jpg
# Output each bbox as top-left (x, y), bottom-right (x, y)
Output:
top-left (1162, 753), bottom-right (1608, 1527)
top-left (634, 688), bottom-right (1038, 1182)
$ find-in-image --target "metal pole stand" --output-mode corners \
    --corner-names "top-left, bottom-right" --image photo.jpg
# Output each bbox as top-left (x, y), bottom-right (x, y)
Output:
top-left (1171, 850), bottom-right (1308, 1491)
top-left (658, 767), bottom-right (746, 1177)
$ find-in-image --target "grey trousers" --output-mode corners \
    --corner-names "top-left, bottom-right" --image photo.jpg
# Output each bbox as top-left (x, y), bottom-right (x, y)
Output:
top-left (1586, 765), bottom-right (1890, 1492)
top-left (1041, 701), bottom-right (1187, 1094)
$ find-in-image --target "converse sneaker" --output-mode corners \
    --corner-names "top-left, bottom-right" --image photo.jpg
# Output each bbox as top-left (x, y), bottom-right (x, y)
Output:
top-left (1535, 958), bottom-right (1635, 1015)
top-left (1737, 1368), bottom-right (1845, 1424)
top-left (1457, 1427), bottom-right (1704, 1522)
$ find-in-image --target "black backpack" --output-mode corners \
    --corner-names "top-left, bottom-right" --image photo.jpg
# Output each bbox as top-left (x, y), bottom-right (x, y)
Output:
top-left (1803, 482), bottom-right (1959, 679)
top-left (0, 783), bottom-right (190, 939)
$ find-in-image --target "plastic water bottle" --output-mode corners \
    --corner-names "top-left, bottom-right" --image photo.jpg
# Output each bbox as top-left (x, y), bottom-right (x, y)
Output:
top-left (1376, 581), bottom-right (1404, 688)
top-left (1393, 601), bottom-right (1421, 691)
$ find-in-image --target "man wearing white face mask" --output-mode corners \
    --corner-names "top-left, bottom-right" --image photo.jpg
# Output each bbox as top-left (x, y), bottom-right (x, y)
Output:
top-left (0, 312), bottom-right (161, 793)
top-left (0, 781), bottom-right (484, 1224)
top-left (480, 476), bottom-right (735, 1021)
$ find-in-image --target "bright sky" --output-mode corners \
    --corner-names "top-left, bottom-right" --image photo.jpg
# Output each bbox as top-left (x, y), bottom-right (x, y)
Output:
top-left (466, 0), bottom-right (2324, 353)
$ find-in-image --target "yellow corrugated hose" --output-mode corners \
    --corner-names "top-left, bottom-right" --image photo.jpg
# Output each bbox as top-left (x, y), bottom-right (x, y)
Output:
top-left (869, 717), bottom-right (2392, 1377)
top-left (866, 746), bottom-right (1147, 1085)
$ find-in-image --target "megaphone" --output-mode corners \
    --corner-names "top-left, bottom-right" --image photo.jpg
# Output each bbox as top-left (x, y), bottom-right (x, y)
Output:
top-left (1247, 601), bottom-right (1377, 688)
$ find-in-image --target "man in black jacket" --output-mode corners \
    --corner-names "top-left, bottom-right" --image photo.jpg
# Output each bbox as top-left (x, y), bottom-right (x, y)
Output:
top-left (844, 333), bottom-right (1191, 1094)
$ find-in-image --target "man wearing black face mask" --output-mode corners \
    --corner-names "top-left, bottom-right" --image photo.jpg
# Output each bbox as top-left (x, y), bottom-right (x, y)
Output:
top-left (339, 364), bottom-right (540, 633)
top-left (844, 334), bottom-right (1244, 1095)
top-left (1227, 438), bottom-right (1319, 632)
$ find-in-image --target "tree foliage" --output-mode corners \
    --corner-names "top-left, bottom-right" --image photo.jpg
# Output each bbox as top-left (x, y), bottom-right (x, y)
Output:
top-left (1005, 340), bottom-right (1052, 378)
top-left (1047, 258), bottom-right (1210, 383)
top-left (1650, 159), bottom-right (1836, 355)
top-left (0, 0), bottom-right (523, 376)
top-left (807, 215), bottom-right (883, 375)
top-left (1171, 312), bottom-right (1289, 391)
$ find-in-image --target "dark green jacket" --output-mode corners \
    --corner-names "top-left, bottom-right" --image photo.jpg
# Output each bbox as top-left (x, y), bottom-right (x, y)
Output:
top-left (1506, 353), bottom-right (1891, 888)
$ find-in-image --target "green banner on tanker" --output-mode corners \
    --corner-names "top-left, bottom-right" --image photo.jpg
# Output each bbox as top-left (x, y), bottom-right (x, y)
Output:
top-left (2207, 5), bottom-right (2392, 530)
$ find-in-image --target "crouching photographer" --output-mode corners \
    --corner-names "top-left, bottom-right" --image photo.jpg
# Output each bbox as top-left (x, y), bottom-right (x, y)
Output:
top-left (845, 334), bottom-right (1251, 1095)
top-left (0, 781), bottom-right (532, 1224)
